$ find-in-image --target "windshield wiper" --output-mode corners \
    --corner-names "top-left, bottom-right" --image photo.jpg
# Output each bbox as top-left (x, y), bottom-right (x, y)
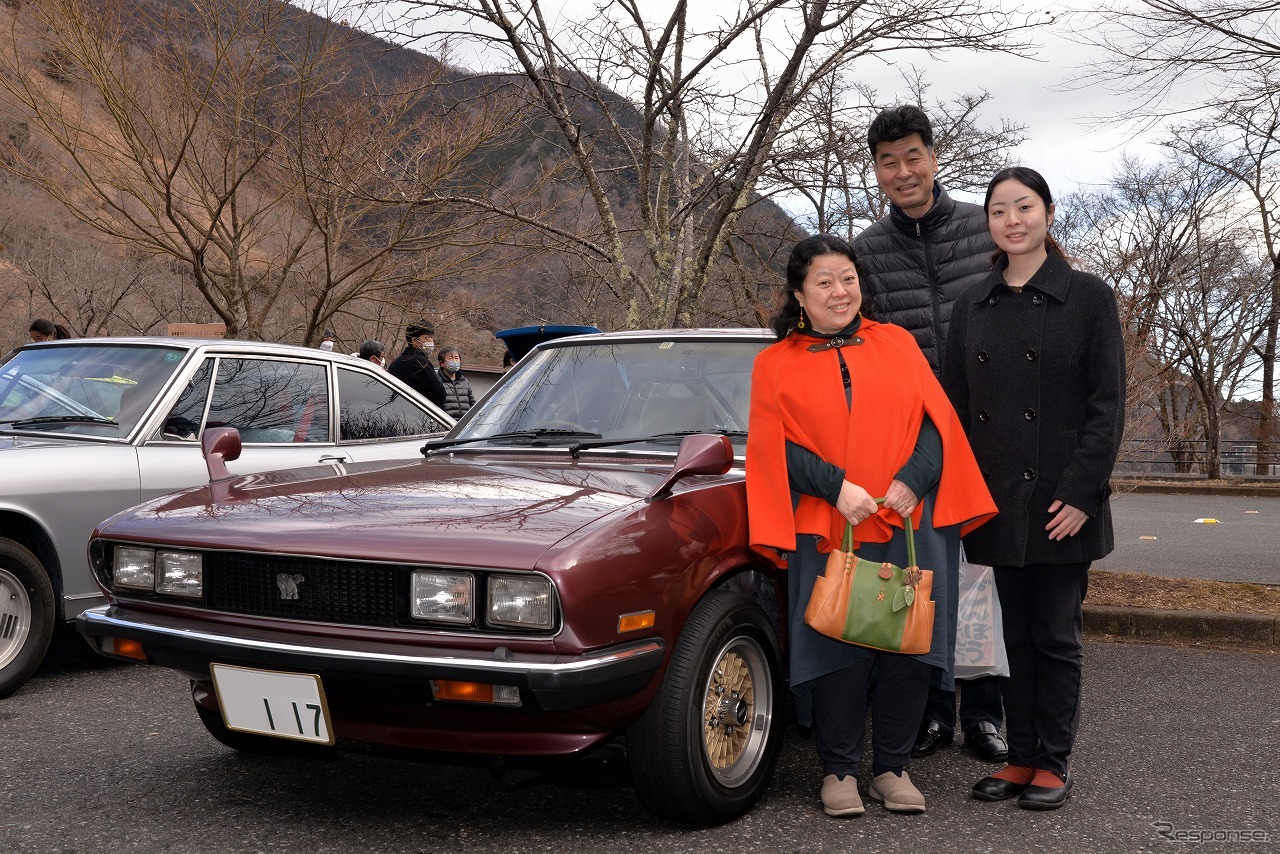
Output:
top-left (567, 429), bottom-right (747, 457)
top-left (8, 415), bottom-right (119, 429)
top-left (422, 427), bottom-right (602, 454)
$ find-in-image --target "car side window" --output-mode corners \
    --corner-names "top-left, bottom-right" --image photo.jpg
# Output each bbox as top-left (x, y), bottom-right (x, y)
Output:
top-left (204, 358), bottom-right (330, 443)
top-left (161, 360), bottom-right (214, 440)
top-left (336, 366), bottom-right (447, 440)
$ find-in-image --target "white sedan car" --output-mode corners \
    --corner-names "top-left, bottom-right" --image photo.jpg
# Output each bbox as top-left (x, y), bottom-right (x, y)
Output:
top-left (0, 337), bottom-right (452, 697)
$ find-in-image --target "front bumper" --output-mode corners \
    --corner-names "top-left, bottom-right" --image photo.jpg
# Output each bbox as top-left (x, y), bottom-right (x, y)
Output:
top-left (77, 605), bottom-right (664, 713)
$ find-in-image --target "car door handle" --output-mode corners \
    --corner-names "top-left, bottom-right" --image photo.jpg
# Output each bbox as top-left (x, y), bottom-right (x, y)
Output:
top-left (319, 454), bottom-right (349, 463)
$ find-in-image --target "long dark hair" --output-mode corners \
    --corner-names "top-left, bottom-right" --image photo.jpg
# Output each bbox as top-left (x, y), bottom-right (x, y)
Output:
top-left (768, 234), bottom-right (875, 340)
top-left (983, 166), bottom-right (1066, 263)
top-left (29, 318), bottom-right (71, 339)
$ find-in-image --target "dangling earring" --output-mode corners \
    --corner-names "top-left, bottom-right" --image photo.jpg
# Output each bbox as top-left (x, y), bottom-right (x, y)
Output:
top-left (797, 305), bottom-right (806, 330)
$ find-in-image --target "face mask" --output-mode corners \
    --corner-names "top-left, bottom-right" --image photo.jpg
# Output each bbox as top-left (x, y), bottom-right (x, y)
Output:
top-left (445, 360), bottom-right (461, 373)
top-left (319, 340), bottom-right (334, 351)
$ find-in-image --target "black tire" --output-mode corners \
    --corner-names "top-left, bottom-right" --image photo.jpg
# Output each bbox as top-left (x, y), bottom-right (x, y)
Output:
top-left (0, 538), bottom-right (55, 699)
top-left (192, 683), bottom-right (337, 759)
top-left (626, 590), bottom-right (784, 824)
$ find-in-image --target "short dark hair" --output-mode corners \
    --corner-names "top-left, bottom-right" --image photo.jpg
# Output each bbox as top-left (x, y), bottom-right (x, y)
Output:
top-left (768, 234), bottom-right (875, 339)
top-left (357, 340), bottom-right (384, 360)
top-left (436, 345), bottom-right (460, 361)
top-left (867, 105), bottom-right (934, 158)
top-left (405, 322), bottom-right (435, 340)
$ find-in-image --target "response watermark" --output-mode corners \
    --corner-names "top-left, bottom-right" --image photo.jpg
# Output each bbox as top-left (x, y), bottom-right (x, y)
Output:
top-left (1152, 821), bottom-right (1271, 844)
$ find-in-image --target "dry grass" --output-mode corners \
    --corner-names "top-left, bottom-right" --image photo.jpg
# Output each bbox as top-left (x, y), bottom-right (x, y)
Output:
top-left (1088, 569), bottom-right (1280, 616)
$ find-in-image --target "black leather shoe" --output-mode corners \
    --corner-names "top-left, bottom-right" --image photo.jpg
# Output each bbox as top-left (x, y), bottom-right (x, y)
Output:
top-left (911, 721), bottom-right (954, 758)
top-left (964, 721), bottom-right (1009, 762)
top-left (972, 774), bottom-right (1030, 801)
top-left (1018, 771), bottom-right (1073, 810)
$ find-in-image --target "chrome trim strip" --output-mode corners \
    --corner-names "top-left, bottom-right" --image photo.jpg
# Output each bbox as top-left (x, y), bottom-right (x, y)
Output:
top-left (79, 607), bottom-right (659, 676)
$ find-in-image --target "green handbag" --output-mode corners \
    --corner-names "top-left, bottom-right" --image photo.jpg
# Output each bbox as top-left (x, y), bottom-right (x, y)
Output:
top-left (802, 504), bottom-right (936, 654)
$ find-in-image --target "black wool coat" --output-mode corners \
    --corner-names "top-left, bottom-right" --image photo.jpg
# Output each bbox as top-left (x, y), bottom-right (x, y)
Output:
top-left (387, 345), bottom-right (446, 407)
top-left (941, 252), bottom-right (1126, 567)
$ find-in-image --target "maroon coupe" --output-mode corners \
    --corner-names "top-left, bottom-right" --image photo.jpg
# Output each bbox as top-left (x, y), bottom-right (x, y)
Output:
top-left (78, 328), bottom-right (785, 824)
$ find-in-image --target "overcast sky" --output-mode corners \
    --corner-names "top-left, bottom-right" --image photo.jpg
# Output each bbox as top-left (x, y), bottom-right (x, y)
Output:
top-left (347, 1), bottom-right (1195, 204)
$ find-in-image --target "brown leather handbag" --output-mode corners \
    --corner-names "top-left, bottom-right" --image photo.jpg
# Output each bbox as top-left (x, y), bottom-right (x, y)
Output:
top-left (803, 503), bottom-right (935, 655)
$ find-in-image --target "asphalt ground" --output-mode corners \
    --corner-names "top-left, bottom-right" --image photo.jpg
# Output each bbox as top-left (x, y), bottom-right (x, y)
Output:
top-left (3, 633), bottom-right (1276, 852)
top-left (1086, 484), bottom-right (1279, 651)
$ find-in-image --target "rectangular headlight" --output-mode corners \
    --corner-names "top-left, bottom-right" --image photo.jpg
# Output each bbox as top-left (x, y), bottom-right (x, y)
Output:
top-left (156, 551), bottom-right (203, 598)
top-left (411, 571), bottom-right (474, 624)
top-left (487, 575), bottom-right (553, 629)
top-left (113, 547), bottom-right (156, 590)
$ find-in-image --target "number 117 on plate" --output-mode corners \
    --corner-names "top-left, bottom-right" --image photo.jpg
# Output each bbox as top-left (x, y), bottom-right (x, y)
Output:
top-left (210, 663), bottom-right (336, 745)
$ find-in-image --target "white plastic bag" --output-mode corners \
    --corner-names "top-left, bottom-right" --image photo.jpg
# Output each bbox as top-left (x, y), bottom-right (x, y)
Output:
top-left (954, 547), bottom-right (1009, 679)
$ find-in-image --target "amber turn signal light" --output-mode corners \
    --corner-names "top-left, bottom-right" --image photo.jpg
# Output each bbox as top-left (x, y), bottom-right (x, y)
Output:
top-left (110, 638), bottom-right (147, 661)
top-left (430, 680), bottom-right (521, 706)
top-left (617, 610), bottom-right (655, 633)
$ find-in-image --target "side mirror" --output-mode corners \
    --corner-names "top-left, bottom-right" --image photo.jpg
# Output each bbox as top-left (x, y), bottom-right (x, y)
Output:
top-left (201, 427), bottom-right (242, 482)
top-left (645, 433), bottom-right (734, 501)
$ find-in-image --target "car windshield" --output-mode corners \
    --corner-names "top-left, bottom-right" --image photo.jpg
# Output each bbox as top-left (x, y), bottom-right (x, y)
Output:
top-left (0, 344), bottom-right (188, 437)
top-left (452, 337), bottom-right (764, 451)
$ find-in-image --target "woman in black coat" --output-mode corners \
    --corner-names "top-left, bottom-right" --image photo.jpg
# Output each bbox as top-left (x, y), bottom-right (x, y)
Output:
top-left (941, 167), bottom-right (1125, 811)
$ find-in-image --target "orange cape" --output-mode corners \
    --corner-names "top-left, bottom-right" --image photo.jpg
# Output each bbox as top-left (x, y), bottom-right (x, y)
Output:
top-left (746, 320), bottom-right (996, 563)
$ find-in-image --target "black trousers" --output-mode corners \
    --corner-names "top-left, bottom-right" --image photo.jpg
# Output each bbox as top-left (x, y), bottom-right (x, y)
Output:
top-left (994, 562), bottom-right (1089, 776)
top-left (923, 671), bottom-right (1004, 731)
top-left (810, 654), bottom-right (932, 777)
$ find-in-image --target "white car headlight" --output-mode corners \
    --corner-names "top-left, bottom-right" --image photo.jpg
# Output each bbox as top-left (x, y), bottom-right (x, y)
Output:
top-left (156, 551), bottom-right (203, 598)
top-left (411, 571), bottom-right (474, 624)
top-left (487, 575), bottom-right (553, 629)
top-left (113, 547), bottom-right (156, 590)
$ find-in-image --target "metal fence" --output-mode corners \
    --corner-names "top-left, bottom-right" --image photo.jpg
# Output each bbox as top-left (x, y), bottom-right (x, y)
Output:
top-left (1115, 438), bottom-right (1280, 478)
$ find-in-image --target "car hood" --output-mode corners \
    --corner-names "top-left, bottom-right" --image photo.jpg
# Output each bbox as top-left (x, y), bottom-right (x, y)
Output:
top-left (95, 452), bottom-right (700, 569)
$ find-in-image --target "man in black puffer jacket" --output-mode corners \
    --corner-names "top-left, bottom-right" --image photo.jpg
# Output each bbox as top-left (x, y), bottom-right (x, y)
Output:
top-left (852, 104), bottom-right (1006, 767)
top-left (852, 107), bottom-right (992, 375)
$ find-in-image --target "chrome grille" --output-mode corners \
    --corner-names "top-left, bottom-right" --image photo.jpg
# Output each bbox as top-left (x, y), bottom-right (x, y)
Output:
top-left (204, 552), bottom-right (398, 626)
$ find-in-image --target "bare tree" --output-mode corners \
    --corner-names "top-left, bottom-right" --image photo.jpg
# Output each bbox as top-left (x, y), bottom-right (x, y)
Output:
top-left (1074, 2), bottom-right (1280, 471)
top-left (0, 0), bottom-right (520, 342)
top-left (763, 69), bottom-right (1026, 239)
top-left (1161, 88), bottom-right (1280, 473)
top-left (1060, 154), bottom-right (1268, 478)
top-left (364, 0), bottom-right (1040, 328)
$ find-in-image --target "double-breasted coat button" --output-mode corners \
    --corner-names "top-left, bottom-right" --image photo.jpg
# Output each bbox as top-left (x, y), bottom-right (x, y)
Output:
top-left (987, 295), bottom-right (1000, 306)
top-left (1024, 409), bottom-right (1036, 420)
top-left (977, 351), bottom-right (989, 362)
top-left (1026, 349), bottom-right (1037, 361)
top-left (978, 411), bottom-right (990, 422)
top-left (1032, 294), bottom-right (1044, 305)
top-left (1022, 468), bottom-right (1036, 480)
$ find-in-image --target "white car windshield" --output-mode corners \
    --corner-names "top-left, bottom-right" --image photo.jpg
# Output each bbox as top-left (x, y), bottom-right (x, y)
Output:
top-left (0, 344), bottom-right (187, 437)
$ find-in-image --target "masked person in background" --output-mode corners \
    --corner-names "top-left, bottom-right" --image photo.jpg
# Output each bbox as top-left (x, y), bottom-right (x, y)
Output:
top-left (319, 330), bottom-right (336, 351)
top-left (387, 322), bottom-right (445, 406)
top-left (436, 345), bottom-right (475, 418)
top-left (356, 340), bottom-right (386, 368)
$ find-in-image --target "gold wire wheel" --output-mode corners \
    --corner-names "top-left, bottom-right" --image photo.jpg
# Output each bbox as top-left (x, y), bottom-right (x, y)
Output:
top-left (700, 636), bottom-right (773, 786)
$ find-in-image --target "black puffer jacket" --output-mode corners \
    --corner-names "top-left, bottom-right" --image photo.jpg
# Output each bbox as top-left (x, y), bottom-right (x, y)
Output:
top-left (852, 183), bottom-right (993, 375)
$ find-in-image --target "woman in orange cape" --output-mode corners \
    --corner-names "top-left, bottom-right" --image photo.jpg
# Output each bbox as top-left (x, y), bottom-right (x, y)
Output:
top-left (746, 234), bottom-right (995, 817)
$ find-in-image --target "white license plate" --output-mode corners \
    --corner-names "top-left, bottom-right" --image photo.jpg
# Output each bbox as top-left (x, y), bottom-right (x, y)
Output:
top-left (210, 664), bottom-right (335, 745)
